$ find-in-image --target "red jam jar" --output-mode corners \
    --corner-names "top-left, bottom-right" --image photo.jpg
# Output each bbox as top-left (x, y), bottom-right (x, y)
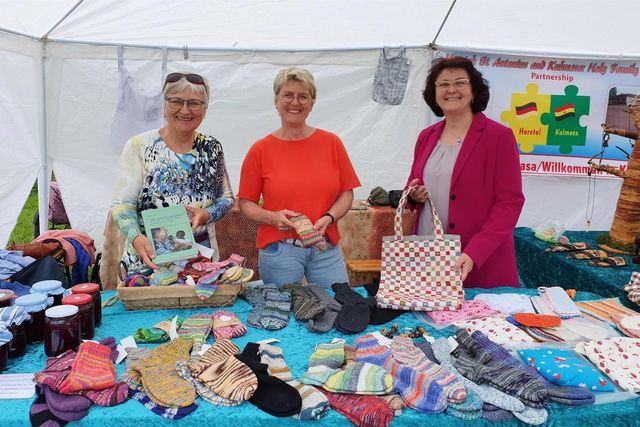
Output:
top-left (8, 321), bottom-right (27, 358)
top-left (14, 293), bottom-right (49, 344)
top-left (71, 283), bottom-right (101, 326)
top-left (44, 305), bottom-right (80, 357)
top-left (61, 294), bottom-right (94, 340)
top-left (0, 290), bottom-right (15, 308)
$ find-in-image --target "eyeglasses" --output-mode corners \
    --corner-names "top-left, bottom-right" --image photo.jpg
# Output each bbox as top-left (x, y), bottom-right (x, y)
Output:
top-left (165, 97), bottom-right (206, 111)
top-left (280, 92), bottom-right (311, 105)
top-left (163, 73), bottom-right (206, 90)
top-left (434, 78), bottom-right (470, 89)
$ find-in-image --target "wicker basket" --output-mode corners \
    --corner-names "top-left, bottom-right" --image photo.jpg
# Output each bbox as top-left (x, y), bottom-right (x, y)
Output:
top-left (117, 283), bottom-right (246, 311)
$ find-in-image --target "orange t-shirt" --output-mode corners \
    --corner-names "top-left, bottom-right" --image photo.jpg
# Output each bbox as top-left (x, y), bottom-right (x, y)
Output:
top-left (238, 129), bottom-right (361, 249)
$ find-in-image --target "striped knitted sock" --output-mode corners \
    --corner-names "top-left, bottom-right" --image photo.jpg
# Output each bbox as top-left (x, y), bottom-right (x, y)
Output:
top-left (175, 360), bottom-right (242, 407)
top-left (211, 310), bottom-right (246, 340)
top-left (344, 344), bottom-right (357, 366)
top-left (382, 394), bottom-right (405, 416)
top-left (57, 342), bottom-right (116, 393)
top-left (323, 362), bottom-right (393, 395)
top-left (194, 283), bottom-right (218, 300)
top-left (319, 389), bottom-right (394, 427)
top-left (128, 388), bottom-right (198, 420)
top-left (291, 214), bottom-right (328, 251)
top-left (259, 343), bottom-right (330, 420)
top-left (390, 336), bottom-right (467, 403)
top-left (259, 291), bottom-right (291, 330)
top-left (30, 391), bottom-right (67, 427)
top-left (120, 347), bottom-right (151, 390)
top-left (81, 382), bottom-right (129, 407)
top-left (282, 284), bottom-right (326, 320)
top-left (354, 333), bottom-right (393, 366)
top-left (309, 341), bottom-right (346, 369)
top-left (189, 339), bottom-right (257, 402)
top-left (132, 337), bottom-right (196, 407)
top-left (383, 359), bottom-right (447, 413)
top-left (445, 389), bottom-right (483, 420)
top-left (178, 313), bottom-right (213, 344)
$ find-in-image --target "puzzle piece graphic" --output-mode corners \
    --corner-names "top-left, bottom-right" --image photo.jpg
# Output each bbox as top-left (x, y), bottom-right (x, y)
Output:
top-left (500, 83), bottom-right (550, 153)
top-left (540, 85), bottom-right (590, 154)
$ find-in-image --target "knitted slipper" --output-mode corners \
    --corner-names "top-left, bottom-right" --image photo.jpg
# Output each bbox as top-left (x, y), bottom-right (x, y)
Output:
top-left (544, 242), bottom-right (589, 253)
top-left (513, 313), bottom-right (561, 328)
top-left (566, 249), bottom-right (608, 260)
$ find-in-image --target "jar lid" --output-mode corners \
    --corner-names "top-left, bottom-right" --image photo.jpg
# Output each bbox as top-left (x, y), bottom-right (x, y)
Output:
top-left (0, 290), bottom-right (15, 303)
top-left (62, 294), bottom-right (92, 306)
top-left (71, 283), bottom-right (99, 294)
top-left (45, 305), bottom-right (78, 318)
top-left (14, 293), bottom-right (48, 307)
top-left (32, 280), bottom-right (64, 295)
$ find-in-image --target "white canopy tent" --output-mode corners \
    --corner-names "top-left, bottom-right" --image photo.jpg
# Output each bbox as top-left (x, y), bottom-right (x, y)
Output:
top-left (0, 0), bottom-right (636, 248)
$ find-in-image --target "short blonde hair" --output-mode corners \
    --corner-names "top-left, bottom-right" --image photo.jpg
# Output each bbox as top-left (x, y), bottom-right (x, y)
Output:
top-left (273, 67), bottom-right (317, 99)
top-left (163, 72), bottom-right (210, 105)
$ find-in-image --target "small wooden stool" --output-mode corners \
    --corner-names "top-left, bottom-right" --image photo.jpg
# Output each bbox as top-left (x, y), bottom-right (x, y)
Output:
top-left (346, 259), bottom-right (381, 286)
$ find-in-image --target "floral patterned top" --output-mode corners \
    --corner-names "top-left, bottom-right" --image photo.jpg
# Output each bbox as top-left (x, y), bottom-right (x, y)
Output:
top-left (112, 129), bottom-right (234, 274)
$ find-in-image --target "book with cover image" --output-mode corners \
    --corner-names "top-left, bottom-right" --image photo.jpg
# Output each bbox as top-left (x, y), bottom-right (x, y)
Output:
top-left (141, 205), bottom-right (198, 265)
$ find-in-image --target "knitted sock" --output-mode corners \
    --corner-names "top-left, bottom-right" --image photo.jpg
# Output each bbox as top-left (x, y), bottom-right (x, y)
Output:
top-left (133, 327), bottom-right (168, 343)
top-left (42, 385), bottom-right (91, 422)
top-left (175, 360), bottom-right (242, 407)
top-left (354, 333), bottom-right (394, 366)
top-left (386, 361), bottom-right (447, 412)
top-left (125, 274), bottom-right (149, 287)
top-left (153, 317), bottom-right (184, 334)
top-left (81, 382), bottom-right (129, 407)
top-left (483, 406), bottom-right (515, 422)
top-left (58, 342), bottom-right (116, 393)
top-left (259, 291), bottom-right (291, 330)
top-left (195, 283), bottom-right (218, 300)
top-left (282, 283), bottom-right (326, 320)
top-left (128, 388), bottom-right (198, 420)
top-left (291, 214), bottom-right (328, 251)
top-left (30, 391), bottom-right (67, 427)
top-left (332, 282), bottom-right (373, 334)
top-left (131, 337), bottom-right (196, 407)
top-left (364, 279), bottom-right (406, 325)
top-left (306, 284), bottom-right (341, 333)
top-left (512, 405), bottom-right (549, 425)
top-left (319, 389), bottom-right (394, 427)
top-left (513, 313), bottom-right (561, 327)
top-left (343, 344), bottom-right (357, 366)
top-left (308, 341), bottom-right (345, 369)
top-left (189, 339), bottom-right (257, 402)
top-left (120, 347), bottom-right (152, 390)
top-left (382, 394), bottom-right (405, 416)
top-left (247, 301), bottom-right (266, 329)
top-left (414, 340), bottom-right (439, 363)
top-left (445, 389), bottom-right (483, 420)
top-left (390, 336), bottom-right (466, 403)
top-left (235, 342), bottom-right (302, 417)
top-left (323, 362), bottom-right (393, 395)
top-left (259, 343), bottom-right (330, 420)
top-left (178, 313), bottom-right (213, 344)
top-left (211, 310), bottom-right (247, 340)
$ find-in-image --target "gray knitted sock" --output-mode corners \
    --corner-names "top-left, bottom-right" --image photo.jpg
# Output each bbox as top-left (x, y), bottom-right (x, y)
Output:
top-left (120, 347), bottom-right (152, 390)
top-left (306, 285), bottom-right (342, 333)
top-left (283, 284), bottom-right (327, 321)
top-left (512, 405), bottom-right (548, 425)
top-left (259, 291), bottom-right (291, 330)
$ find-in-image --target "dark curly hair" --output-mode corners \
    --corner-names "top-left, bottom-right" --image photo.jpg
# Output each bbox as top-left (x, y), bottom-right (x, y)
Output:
top-left (422, 56), bottom-right (490, 117)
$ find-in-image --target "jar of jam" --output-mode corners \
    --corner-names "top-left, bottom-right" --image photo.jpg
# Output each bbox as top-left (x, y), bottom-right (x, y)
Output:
top-left (0, 290), bottom-right (15, 307)
top-left (61, 294), bottom-right (94, 340)
top-left (0, 306), bottom-right (29, 358)
top-left (0, 327), bottom-right (12, 372)
top-left (14, 293), bottom-right (49, 344)
top-left (71, 283), bottom-right (101, 326)
top-left (31, 280), bottom-right (65, 306)
top-left (44, 305), bottom-right (80, 357)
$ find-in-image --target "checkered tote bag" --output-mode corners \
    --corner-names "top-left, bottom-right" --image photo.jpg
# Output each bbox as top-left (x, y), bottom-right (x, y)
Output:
top-left (376, 187), bottom-right (464, 311)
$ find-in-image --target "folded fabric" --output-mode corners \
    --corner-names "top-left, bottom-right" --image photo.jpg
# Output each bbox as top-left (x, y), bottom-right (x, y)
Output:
top-left (453, 316), bottom-right (535, 346)
top-left (473, 293), bottom-right (534, 314)
top-left (575, 337), bottom-right (640, 392)
top-left (575, 298), bottom-right (640, 325)
top-left (611, 314), bottom-right (640, 338)
top-left (427, 300), bottom-right (501, 326)
top-left (539, 286), bottom-right (581, 318)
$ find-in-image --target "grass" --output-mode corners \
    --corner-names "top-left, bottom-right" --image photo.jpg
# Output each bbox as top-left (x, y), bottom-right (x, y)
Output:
top-left (7, 182), bottom-right (39, 246)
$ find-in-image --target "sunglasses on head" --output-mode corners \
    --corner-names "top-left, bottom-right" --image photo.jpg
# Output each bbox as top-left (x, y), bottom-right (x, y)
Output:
top-left (163, 73), bottom-right (205, 89)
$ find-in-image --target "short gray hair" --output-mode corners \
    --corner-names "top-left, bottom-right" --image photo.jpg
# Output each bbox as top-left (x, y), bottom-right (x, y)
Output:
top-left (273, 67), bottom-right (317, 99)
top-left (163, 72), bottom-right (210, 105)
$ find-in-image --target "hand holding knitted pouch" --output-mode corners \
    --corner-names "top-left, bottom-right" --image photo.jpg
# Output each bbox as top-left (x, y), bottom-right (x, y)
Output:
top-left (290, 214), bottom-right (328, 251)
top-left (212, 310), bottom-right (247, 340)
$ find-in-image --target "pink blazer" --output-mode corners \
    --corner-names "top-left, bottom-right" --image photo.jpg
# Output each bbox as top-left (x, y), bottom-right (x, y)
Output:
top-left (406, 112), bottom-right (524, 288)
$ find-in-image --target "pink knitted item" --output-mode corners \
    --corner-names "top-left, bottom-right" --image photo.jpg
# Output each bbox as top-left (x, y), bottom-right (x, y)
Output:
top-left (212, 311), bottom-right (247, 340)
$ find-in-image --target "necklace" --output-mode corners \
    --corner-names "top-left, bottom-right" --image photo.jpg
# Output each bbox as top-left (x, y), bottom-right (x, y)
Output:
top-left (456, 137), bottom-right (462, 144)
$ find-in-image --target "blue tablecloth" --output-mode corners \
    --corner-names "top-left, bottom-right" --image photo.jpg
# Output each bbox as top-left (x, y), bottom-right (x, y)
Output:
top-left (514, 227), bottom-right (637, 304)
top-left (2, 287), bottom-right (639, 426)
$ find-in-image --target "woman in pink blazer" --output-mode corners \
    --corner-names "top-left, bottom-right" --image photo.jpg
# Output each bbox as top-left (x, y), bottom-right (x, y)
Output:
top-left (407, 56), bottom-right (524, 288)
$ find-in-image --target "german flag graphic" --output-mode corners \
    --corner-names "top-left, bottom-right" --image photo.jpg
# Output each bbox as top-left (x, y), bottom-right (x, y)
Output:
top-left (515, 102), bottom-right (538, 119)
top-left (554, 103), bottom-right (575, 121)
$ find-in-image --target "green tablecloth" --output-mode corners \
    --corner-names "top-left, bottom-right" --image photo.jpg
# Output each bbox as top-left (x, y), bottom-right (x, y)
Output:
top-left (2, 287), bottom-right (639, 426)
top-left (514, 227), bottom-right (637, 304)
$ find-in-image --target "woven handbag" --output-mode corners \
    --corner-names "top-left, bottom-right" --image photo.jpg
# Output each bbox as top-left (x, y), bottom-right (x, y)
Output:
top-left (376, 187), bottom-right (464, 311)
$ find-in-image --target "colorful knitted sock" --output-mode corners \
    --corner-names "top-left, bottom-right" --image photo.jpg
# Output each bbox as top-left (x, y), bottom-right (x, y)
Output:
top-left (175, 360), bottom-right (242, 407)
top-left (282, 283), bottom-right (326, 320)
top-left (133, 327), bottom-right (168, 343)
top-left (128, 388), bottom-right (198, 420)
top-left (81, 382), bottom-right (129, 407)
top-left (390, 336), bottom-right (467, 403)
top-left (132, 337), bottom-right (196, 407)
top-left (189, 339), bottom-right (257, 402)
top-left (291, 214), bottom-right (328, 251)
top-left (319, 389), bottom-right (394, 427)
top-left (120, 347), bottom-right (152, 390)
top-left (323, 362), bottom-right (393, 395)
top-left (344, 344), bottom-right (357, 366)
top-left (354, 333), bottom-right (394, 366)
top-left (125, 274), bottom-right (149, 287)
top-left (308, 341), bottom-right (346, 369)
top-left (178, 313), bottom-right (213, 344)
top-left (512, 405), bottom-right (549, 425)
top-left (382, 394), bottom-right (405, 416)
top-left (235, 342), bottom-right (302, 417)
top-left (307, 284), bottom-right (341, 333)
top-left (30, 391), bottom-right (67, 427)
top-left (259, 343), bottom-right (330, 420)
top-left (445, 389), bottom-right (483, 420)
top-left (332, 282), bottom-right (373, 334)
top-left (211, 310), bottom-right (247, 340)
top-left (42, 385), bottom-right (91, 422)
top-left (384, 361), bottom-right (447, 412)
top-left (244, 284), bottom-right (281, 329)
top-left (34, 350), bottom-right (77, 390)
top-left (195, 283), bottom-right (218, 300)
top-left (58, 342), bottom-right (116, 393)
top-left (259, 290), bottom-right (291, 330)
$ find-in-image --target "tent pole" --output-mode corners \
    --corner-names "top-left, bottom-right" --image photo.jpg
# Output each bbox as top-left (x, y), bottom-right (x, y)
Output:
top-left (43, 0), bottom-right (86, 39)
top-left (0, 27), bottom-right (39, 41)
top-left (37, 40), bottom-right (50, 236)
top-left (430, 0), bottom-right (457, 48)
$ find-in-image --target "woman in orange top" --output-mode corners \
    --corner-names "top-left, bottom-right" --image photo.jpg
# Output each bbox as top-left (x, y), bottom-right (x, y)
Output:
top-left (238, 67), bottom-right (361, 287)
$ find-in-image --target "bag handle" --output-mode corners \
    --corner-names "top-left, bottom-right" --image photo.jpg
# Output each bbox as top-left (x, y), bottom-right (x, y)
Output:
top-left (394, 186), bottom-right (444, 240)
